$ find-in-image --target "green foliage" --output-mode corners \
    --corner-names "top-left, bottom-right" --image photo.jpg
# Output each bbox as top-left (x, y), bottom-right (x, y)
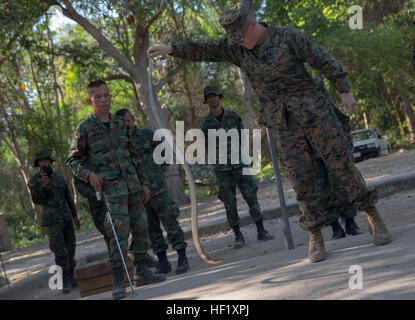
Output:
top-left (185, 184), bottom-right (216, 200)
top-left (9, 218), bottom-right (46, 249)
top-left (255, 162), bottom-right (274, 181)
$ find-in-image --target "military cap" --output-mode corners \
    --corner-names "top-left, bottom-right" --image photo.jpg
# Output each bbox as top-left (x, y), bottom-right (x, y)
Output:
top-left (33, 149), bottom-right (55, 167)
top-left (203, 85), bottom-right (223, 103)
top-left (219, 2), bottom-right (249, 46)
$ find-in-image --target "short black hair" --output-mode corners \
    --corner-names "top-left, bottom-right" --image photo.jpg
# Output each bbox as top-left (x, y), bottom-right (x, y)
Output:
top-left (115, 108), bottom-right (131, 117)
top-left (87, 80), bottom-right (108, 91)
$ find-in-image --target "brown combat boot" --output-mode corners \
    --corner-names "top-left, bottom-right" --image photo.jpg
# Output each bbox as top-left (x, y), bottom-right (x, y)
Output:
top-left (308, 228), bottom-right (327, 263)
top-left (365, 206), bottom-right (392, 246)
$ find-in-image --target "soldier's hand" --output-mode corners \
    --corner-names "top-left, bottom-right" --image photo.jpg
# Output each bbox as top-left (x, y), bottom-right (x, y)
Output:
top-left (147, 45), bottom-right (172, 58)
top-left (88, 172), bottom-right (103, 194)
top-left (74, 217), bottom-right (81, 230)
top-left (141, 184), bottom-right (151, 204)
top-left (41, 174), bottom-right (50, 187)
top-left (341, 92), bottom-right (356, 116)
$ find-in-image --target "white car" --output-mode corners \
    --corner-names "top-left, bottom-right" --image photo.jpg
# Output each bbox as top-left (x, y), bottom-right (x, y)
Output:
top-left (352, 128), bottom-right (391, 162)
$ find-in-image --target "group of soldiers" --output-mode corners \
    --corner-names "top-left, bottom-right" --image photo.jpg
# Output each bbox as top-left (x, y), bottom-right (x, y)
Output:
top-left (29, 2), bottom-right (392, 300)
top-left (29, 81), bottom-right (191, 298)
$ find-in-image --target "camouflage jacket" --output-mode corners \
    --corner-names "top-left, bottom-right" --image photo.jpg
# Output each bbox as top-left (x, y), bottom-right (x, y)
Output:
top-left (131, 127), bottom-right (167, 197)
top-left (200, 108), bottom-right (244, 172)
top-left (28, 171), bottom-right (77, 226)
top-left (66, 113), bottom-right (148, 197)
top-left (170, 24), bottom-right (350, 130)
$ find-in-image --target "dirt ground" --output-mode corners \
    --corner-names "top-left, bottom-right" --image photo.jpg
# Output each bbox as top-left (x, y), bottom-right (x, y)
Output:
top-left (25, 186), bottom-right (415, 300)
top-left (1, 149), bottom-right (415, 298)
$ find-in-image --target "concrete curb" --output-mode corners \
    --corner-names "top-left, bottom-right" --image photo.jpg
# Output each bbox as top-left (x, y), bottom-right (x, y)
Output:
top-left (2, 170), bottom-right (415, 299)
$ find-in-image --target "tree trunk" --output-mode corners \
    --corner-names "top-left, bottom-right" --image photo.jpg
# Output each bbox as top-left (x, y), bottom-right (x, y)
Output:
top-left (363, 111), bottom-right (370, 129)
top-left (240, 0), bottom-right (253, 130)
top-left (9, 144), bottom-right (38, 222)
top-left (239, 69), bottom-right (253, 130)
top-left (401, 96), bottom-right (415, 143)
top-left (135, 79), bottom-right (189, 205)
top-left (393, 101), bottom-right (407, 138)
top-left (385, 86), bottom-right (407, 137)
top-left (47, 24), bottom-right (68, 177)
top-left (183, 73), bottom-right (197, 127)
top-left (396, 77), bottom-right (415, 143)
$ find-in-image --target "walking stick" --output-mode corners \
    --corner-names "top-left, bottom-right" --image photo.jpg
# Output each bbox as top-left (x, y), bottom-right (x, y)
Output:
top-left (101, 193), bottom-right (136, 297)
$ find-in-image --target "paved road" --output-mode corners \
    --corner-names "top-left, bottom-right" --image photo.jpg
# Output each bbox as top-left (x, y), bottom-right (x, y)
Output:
top-left (85, 223), bottom-right (415, 300)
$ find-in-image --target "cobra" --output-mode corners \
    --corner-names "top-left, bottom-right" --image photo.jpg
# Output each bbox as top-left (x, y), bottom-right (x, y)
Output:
top-left (148, 58), bottom-right (222, 265)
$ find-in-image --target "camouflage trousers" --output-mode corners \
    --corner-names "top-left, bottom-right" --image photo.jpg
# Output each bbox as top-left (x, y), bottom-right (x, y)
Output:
top-left (216, 167), bottom-right (263, 228)
top-left (272, 107), bottom-right (377, 231)
top-left (103, 190), bottom-right (148, 268)
top-left (146, 190), bottom-right (187, 254)
top-left (87, 197), bottom-right (110, 249)
top-left (47, 219), bottom-right (76, 271)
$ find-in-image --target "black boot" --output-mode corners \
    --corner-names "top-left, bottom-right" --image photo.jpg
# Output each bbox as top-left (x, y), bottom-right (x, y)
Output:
top-left (69, 267), bottom-right (78, 288)
top-left (134, 260), bottom-right (166, 286)
top-left (112, 267), bottom-right (126, 300)
top-left (331, 220), bottom-right (346, 240)
top-left (62, 269), bottom-right (74, 295)
top-left (143, 253), bottom-right (158, 268)
top-left (345, 218), bottom-right (364, 236)
top-left (232, 225), bottom-right (245, 249)
top-left (155, 251), bottom-right (172, 274)
top-left (175, 248), bottom-right (189, 275)
top-left (255, 219), bottom-right (274, 241)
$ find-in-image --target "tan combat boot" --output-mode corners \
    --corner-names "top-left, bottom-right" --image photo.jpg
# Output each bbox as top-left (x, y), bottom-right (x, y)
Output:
top-left (308, 228), bottom-right (327, 263)
top-left (365, 206), bottom-right (392, 246)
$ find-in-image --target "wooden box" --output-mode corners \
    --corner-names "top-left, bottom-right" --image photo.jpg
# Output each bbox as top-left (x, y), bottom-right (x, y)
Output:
top-left (76, 259), bottom-right (134, 298)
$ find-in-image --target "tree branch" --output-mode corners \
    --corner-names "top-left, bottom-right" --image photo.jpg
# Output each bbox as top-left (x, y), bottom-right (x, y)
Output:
top-left (154, 63), bottom-right (186, 94)
top-left (104, 74), bottom-right (134, 84)
top-left (145, 8), bottom-right (165, 32)
top-left (59, 0), bottom-right (138, 78)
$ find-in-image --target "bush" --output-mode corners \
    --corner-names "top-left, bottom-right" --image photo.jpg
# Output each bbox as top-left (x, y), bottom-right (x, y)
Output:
top-left (185, 183), bottom-right (215, 201)
top-left (9, 220), bottom-right (46, 249)
top-left (255, 162), bottom-right (275, 181)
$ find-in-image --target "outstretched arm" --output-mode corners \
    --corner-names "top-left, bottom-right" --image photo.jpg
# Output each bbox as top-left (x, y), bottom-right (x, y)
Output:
top-left (147, 38), bottom-right (241, 66)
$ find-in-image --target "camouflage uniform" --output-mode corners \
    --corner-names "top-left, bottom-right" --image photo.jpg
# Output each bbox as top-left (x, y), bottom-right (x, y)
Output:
top-left (28, 151), bottom-right (77, 271)
top-left (74, 177), bottom-right (110, 248)
top-left (66, 113), bottom-right (149, 268)
top-left (200, 108), bottom-right (263, 228)
top-left (131, 127), bottom-right (187, 254)
top-left (170, 11), bottom-right (377, 232)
